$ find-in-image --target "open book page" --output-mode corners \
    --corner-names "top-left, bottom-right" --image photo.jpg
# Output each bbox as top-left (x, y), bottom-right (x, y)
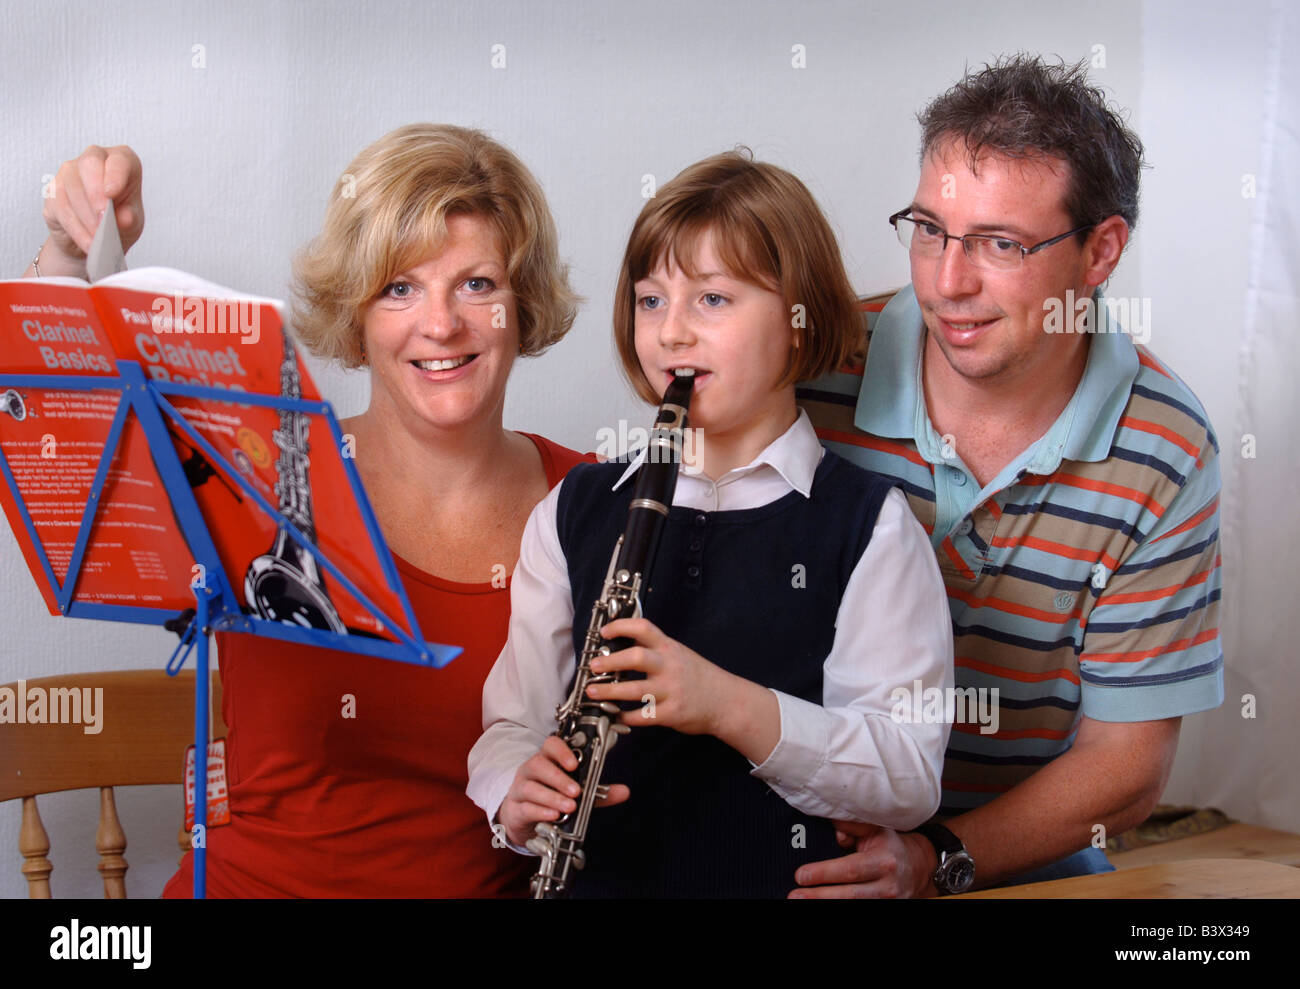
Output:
top-left (96, 265), bottom-right (285, 308)
top-left (0, 277), bottom-right (191, 611)
top-left (0, 274), bottom-right (419, 651)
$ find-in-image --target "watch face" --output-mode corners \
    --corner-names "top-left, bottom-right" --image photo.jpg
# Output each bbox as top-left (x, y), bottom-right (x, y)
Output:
top-left (946, 857), bottom-right (976, 893)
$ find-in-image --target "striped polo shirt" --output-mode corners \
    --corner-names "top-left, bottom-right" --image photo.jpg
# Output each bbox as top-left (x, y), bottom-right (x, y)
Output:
top-left (798, 286), bottom-right (1224, 816)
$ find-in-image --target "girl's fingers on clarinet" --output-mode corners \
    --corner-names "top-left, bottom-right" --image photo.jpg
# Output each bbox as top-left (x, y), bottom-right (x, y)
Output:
top-left (527, 747), bottom-right (581, 797)
top-left (520, 779), bottom-right (576, 815)
top-left (598, 617), bottom-right (664, 645)
top-left (589, 645), bottom-right (658, 675)
top-left (594, 784), bottom-right (631, 807)
top-left (540, 733), bottom-right (580, 772)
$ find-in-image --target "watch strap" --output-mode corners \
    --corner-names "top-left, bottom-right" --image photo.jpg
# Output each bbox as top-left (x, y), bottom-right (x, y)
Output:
top-left (912, 819), bottom-right (974, 894)
top-left (914, 819), bottom-right (963, 857)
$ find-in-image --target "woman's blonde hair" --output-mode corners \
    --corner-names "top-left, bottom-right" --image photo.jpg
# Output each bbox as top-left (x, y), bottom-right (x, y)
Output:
top-left (613, 150), bottom-right (860, 404)
top-left (293, 123), bottom-right (578, 366)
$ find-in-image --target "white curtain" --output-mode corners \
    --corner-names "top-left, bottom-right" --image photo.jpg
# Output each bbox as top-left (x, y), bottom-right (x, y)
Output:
top-left (1183, 0), bottom-right (1300, 830)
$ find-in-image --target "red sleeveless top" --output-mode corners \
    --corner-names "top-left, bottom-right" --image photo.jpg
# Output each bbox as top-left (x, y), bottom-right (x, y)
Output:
top-left (163, 433), bottom-right (591, 898)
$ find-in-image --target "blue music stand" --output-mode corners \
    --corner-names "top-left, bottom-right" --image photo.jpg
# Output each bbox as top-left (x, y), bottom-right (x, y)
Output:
top-left (0, 357), bottom-right (461, 898)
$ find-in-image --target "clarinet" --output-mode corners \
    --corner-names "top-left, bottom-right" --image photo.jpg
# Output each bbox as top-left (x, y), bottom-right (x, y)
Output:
top-left (242, 330), bottom-right (346, 633)
top-left (527, 368), bottom-right (695, 899)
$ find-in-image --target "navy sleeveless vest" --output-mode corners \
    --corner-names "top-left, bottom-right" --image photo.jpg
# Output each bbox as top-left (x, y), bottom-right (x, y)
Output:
top-left (555, 449), bottom-right (894, 898)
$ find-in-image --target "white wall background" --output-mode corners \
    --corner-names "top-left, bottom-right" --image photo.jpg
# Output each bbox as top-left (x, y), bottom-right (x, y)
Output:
top-left (0, 0), bottom-right (1289, 897)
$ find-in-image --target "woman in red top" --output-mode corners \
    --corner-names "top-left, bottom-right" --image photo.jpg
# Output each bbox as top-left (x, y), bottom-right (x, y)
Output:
top-left (34, 126), bottom-right (589, 897)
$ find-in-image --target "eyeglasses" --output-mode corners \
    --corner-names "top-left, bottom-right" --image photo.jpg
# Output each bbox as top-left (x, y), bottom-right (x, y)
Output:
top-left (889, 209), bottom-right (1095, 271)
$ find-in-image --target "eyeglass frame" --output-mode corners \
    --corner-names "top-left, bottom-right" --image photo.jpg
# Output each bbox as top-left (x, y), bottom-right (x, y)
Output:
top-left (888, 208), bottom-right (1097, 269)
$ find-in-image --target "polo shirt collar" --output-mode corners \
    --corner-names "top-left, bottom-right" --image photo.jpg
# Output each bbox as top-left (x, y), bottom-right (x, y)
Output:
top-left (854, 286), bottom-right (921, 441)
top-left (1059, 292), bottom-right (1140, 463)
top-left (610, 407), bottom-right (822, 496)
top-left (852, 285), bottom-right (1140, 469)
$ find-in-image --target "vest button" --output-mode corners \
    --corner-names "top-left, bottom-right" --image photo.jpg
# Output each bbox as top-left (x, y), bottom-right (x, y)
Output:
top-left (689, 540), bottom-right (701, 552)
top-left (687, 565), bottom-right (701, 578)
top-left (694, 514), bottom-right (707, 527)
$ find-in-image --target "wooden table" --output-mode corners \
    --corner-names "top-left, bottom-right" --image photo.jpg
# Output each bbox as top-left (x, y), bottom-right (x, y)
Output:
top-left (953, 859), bottom-right (1300, 898)
top-left (1108, 823), bottom-right (1300, 870)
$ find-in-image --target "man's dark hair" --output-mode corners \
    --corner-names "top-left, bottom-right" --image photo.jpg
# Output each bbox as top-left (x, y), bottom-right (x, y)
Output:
top-left (918, 54), bottom-right (1146, 238)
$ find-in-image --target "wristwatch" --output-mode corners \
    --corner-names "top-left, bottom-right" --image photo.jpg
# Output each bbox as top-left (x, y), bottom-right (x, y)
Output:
top-left (913, 820), bottom-right (975, 894)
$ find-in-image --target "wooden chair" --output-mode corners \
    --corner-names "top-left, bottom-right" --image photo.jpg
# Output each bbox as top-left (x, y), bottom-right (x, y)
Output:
top-left (0, 669), bottom-right (225, 898)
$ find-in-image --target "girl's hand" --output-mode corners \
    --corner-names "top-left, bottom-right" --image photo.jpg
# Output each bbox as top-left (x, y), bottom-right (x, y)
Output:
top-left (39, 144), bottom-right (145, 272)
top-left (587, 617), bottom-right (738, 736)
top-left (498, 734), bottom-right (630, 848)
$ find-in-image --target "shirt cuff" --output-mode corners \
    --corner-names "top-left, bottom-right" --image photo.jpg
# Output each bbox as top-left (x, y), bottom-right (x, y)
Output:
top-left (749, 689), bottom-right (829, 797)
top-left (1080, 660), bottom-right (1225, 722)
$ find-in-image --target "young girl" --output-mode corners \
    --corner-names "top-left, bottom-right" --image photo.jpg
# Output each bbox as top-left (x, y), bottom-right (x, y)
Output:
top-left (467, 151), bottom-right (953, 898)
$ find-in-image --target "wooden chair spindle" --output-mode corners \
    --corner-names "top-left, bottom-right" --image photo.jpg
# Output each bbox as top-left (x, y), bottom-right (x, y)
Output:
top-left (19, 795), bottom-right (53, 899)
top-left (96, 786), bottom-right (129, 898)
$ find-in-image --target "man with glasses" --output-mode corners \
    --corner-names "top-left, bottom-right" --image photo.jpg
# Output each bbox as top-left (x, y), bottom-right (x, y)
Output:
top-left (794, 55), bottom-right (1224, 896)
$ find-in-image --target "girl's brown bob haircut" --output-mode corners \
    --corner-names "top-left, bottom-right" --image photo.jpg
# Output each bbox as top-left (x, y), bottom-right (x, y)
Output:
top-left (614, 149), bottom-right (860, 404)
top-left (293, 123), bottom-right (579, 366)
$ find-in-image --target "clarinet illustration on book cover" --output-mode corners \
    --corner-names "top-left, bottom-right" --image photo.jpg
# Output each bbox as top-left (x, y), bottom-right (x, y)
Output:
top-left (242, 328), bottom-right (345, 633)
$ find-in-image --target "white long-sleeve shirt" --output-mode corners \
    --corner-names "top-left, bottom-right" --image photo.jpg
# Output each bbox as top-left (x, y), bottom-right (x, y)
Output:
top-left (467, 410), bottom-right (954, 847)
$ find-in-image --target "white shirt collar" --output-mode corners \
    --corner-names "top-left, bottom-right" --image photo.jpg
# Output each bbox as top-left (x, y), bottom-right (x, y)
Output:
top-left (609, 408), bottom-right (824, 499)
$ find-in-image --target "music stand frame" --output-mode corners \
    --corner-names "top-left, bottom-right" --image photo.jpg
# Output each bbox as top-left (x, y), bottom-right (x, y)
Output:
top-left (0, 358), bottom-right (460, 897)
